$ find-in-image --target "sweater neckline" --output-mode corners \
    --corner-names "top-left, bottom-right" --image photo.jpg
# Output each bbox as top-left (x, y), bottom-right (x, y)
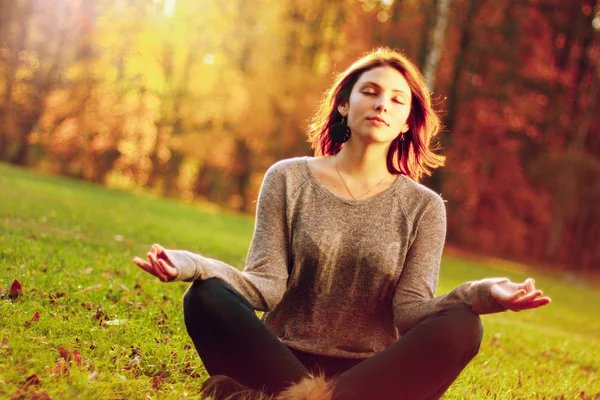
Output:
top-left (300, 156), bottom-right (406, 206)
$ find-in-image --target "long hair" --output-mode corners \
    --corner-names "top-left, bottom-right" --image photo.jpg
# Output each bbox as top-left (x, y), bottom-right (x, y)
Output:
top-left (307, 48), bottom-right (445, 183)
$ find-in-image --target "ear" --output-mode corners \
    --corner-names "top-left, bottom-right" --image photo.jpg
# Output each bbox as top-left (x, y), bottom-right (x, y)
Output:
top-left (401, 123), bottom-right (409, 133)
top-left (337, 102), bottom-right (348, 117)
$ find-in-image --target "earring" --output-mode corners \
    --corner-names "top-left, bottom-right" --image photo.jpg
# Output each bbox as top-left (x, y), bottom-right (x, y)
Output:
top-left (329, 116), bottom-right (351, 143)
top-left (399, 133), bottom-right (405, 155)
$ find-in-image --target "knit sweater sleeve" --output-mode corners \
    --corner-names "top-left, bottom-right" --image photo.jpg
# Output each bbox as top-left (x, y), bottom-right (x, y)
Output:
top-left (392, 195), bottom-right (507, 336)
top-left (162, 165), bottom-right (290, 312)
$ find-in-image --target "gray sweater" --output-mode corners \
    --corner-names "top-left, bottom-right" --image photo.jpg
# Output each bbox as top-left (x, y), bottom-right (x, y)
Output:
top-left (165, 157), bottom-right (507, 358)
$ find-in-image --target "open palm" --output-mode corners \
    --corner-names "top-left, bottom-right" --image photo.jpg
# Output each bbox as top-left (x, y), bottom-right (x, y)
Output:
top-left (490, 278), bottom-right (551, 312)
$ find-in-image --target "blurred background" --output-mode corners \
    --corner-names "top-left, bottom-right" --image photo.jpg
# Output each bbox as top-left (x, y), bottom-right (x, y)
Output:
top-left (0, 0), bottom-right (599, 273)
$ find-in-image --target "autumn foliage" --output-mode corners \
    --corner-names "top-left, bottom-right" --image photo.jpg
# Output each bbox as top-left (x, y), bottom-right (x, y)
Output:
top-left (0, 0), bottom-right (599, 271)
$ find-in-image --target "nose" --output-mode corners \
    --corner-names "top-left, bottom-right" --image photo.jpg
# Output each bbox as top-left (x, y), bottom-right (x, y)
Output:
top-left (374, 96), bottom-right (389, 112)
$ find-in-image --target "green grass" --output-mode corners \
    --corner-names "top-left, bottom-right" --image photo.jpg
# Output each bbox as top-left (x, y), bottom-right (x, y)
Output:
top-left (0, 162), bottom-right (598, 399)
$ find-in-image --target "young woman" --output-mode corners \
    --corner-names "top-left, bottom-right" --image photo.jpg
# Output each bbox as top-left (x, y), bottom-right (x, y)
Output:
top-left (134, 48), bottom-right (551, 400)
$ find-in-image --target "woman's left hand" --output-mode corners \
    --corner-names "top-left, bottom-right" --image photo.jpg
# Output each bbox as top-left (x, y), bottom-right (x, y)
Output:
top-left (490, 278), bottom-right (551, 312)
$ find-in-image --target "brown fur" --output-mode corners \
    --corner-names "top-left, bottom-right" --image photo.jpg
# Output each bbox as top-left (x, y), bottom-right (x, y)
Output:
top-left (276, 375), bottom-right (333, 400)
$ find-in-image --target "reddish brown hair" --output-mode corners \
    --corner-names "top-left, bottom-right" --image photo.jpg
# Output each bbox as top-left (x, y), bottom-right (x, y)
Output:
top-left (307, 48), bottom-right (445, 183)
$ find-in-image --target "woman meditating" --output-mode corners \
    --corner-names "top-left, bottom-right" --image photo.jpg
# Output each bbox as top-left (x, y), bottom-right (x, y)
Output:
top-left (134, 48), bottom-right (551, 400)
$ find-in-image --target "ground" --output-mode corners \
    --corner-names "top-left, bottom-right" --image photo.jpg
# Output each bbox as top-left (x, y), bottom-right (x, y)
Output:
top-left (0, 163), bottom-right (598, 399)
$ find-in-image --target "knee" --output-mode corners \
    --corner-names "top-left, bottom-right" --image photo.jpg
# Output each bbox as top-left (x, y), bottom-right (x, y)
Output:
top-left (441, 304), bottom-right (484, 359)
top-left (182, 278), bottom-right (229, 319)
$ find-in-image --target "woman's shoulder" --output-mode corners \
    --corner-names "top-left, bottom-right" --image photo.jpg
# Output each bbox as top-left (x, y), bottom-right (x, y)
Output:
top-left (397, 175), bottom-right (445, 213)
top-left (266, 156), bottom-right (310, 177)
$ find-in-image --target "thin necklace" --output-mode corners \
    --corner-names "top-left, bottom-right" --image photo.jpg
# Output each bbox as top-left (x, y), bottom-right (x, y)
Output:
top-left (334, 154), bottom-right (389, 200)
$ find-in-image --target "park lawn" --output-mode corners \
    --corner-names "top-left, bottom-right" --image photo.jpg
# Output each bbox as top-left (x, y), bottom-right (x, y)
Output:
top-left (0, 162), bottom-right (598, 400)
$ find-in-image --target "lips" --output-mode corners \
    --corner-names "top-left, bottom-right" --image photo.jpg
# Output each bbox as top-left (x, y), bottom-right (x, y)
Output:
top-left (367, 116), bottom-right (388, 126)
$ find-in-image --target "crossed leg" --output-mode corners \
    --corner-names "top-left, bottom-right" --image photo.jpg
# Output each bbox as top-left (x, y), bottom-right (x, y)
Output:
top-left (183, 278), bottom-right (483, 400)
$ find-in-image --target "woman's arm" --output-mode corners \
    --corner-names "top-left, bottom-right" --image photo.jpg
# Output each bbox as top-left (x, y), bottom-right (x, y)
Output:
top-left (391, 195), bottom-right (549, 336)
top-left (133, 164), bottom-right (291, 312)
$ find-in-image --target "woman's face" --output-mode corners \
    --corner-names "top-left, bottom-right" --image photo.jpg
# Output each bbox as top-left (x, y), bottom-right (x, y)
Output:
top-left (339, 65), bottom-right (412, 144)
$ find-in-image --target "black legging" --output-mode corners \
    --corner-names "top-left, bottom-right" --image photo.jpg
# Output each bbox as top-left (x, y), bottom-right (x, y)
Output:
top-left (183, 278), bottom-right (483, 400)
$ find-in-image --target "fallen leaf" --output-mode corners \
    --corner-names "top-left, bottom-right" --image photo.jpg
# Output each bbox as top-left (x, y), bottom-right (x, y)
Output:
top-left (25, 374), bottom-right (41, 387)
top-left (79, 267), bottom-right (93, 275)
top-left (73, 349), bottom-right (82, 365)
top-left (58, 347), bottom-right (72, 361)
top-left (76, 284), bottom-right (102, 294)
top-left (30, 392), bottom-right (51, 400)
top-left (25, 311), bottom-right (41, 327)
top-left (49, 359), bottom-right (68, 375)
top-left (152, 374), bottom-right (164, 390)
top-left (49, 292), bottom-right (66, 303)
top-left (102, 319), bottom-right (127, 326)
top-left (1, 337), bottom-right (8, 349)
top-left (93, 305), bottom-right (107, 321)
top-left (88, 370), bottom-right (99, 382)
top-left (11, 387), bottom-right (51, 400)
top-left (9, 279), bottom-right (22, 300)
top-left (0, 286), bottom-right (6, 297)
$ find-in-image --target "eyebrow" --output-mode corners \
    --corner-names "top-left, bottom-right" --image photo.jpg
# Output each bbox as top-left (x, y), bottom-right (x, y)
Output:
top-left (361, 81), bottom-right (408, 96)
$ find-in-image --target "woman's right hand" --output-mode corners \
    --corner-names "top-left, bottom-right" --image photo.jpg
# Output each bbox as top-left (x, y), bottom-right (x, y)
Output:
top-left (133, 244), bottom-right (178, 282)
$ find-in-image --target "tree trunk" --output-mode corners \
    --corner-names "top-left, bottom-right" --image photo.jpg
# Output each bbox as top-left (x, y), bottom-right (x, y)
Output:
top-left (422, 0), bottom-right (452, 92)
top-left (444, 0), bottom-right (480, 136)
top-left (417, 0), bottom-right (436, 70)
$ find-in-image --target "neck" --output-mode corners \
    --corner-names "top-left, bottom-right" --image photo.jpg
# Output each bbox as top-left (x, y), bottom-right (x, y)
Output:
top-left (335, 140), bottom-right (391, 180)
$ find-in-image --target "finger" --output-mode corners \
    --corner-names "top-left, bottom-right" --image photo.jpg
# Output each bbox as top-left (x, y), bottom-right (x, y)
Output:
top-left (156, 258), bottom-right (170, 278)
top-left (514, 296), bottom-right (551, 311)
top-left (524, 278), bottom-right (535, 293)
top-left (513, 290), bottom-right (544, 304)
top-left (506, 288), bottom-right (526, 301)
top-left (159, 259), bottom-right (177, 278)
top-left (134, 257), bottom-right (159, 278)
top-left (147, 252), bottom-right (159, 268)
top-left (147, 253), bottom-right (167, 281)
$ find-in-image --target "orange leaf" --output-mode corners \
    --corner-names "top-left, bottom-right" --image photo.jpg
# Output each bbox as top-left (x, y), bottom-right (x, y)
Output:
top-left (30, 392), bottom-right (51, 400)
top-left (50, 359), bottom-right (68, 375)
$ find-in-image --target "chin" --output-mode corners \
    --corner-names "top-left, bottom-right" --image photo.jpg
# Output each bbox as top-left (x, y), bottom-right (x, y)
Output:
top-left (356, 132), bottom-right (396, 144)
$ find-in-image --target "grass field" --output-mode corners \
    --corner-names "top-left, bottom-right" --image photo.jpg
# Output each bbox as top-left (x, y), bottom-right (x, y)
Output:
top-left (0, 162), bottom-right (599, 399)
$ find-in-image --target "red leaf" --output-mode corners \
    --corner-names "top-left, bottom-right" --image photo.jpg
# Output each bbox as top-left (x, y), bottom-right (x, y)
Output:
top-left (152, 374), bottom-right (164, 390)
top-left (73, 349), bottom-right (82, 365)
top-left (58, 347), bottom-right (72, 361)
top-left (31, 312), bottom-right (40, 322)
top-left (25, 374), bottom-right (41, 387)
top-left (9, 279), bottom-right (22, 299)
